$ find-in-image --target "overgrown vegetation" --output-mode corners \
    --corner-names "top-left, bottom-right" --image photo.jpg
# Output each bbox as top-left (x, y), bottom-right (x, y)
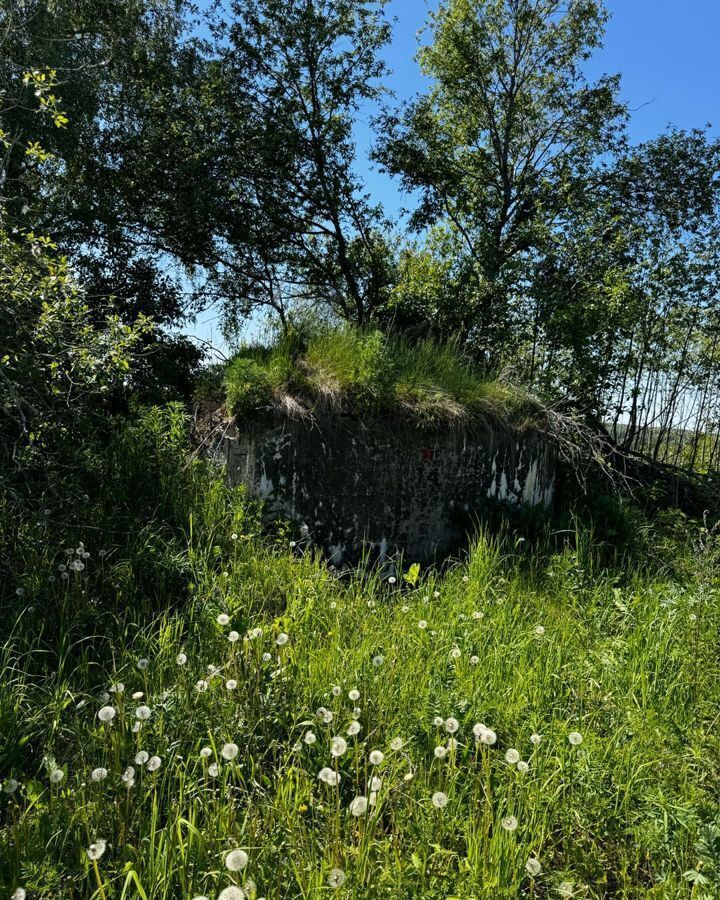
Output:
top-left (222, 328), bottom-right (543, 427)
top-left (2, 407), bottom-right (720, 899)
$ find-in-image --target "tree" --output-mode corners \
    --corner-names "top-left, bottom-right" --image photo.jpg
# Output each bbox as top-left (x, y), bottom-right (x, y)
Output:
top-left (375, 0), bottom-right (625, 365)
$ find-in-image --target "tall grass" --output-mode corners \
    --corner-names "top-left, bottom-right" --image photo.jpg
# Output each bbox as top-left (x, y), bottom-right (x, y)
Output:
top-left (1, 407), bottom-right (719, 898)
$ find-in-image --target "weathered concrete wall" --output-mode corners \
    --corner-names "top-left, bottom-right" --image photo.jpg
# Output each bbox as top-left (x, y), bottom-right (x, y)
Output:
top-left (211, 417), bottom-right (555, 565)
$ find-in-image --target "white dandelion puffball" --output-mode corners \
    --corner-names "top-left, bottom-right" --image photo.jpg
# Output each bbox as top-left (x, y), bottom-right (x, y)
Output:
top-left (228, 631), bottom-right (240, 643)
top-left (132, 722), bottom-right (142, 733)
top-left (225, 848), bottom-right (249, 871)
top-left (98, 692), bottom-right (111, 704)
top-left (390, 737), bottom-right (404, 751)
top-left (444, 717), bottom-right (459, 734)
top-left (137, 658), bottom-right (149, 671)
top-left (470, 655), bottom-right (480, 665)
top-left (370, 775), bottom-right (382, 792)
top-left (450, 646), bottom-right (461, 659)
top-left (350, 795), bottom-right (368, 816)
top-left (472, 610), bottom-right (484, 619)
top-left (525, 857), bottom-right (542, 877)
top-left (135, 750), bottom-right (149, 765)
top-left (534, 624), bottom-right (545, 636)
top-left (122, 766), bottom-right (135, 784)
top-left (418, 620), bottom-right (428, 629)
top-left (218, 887), bottom-right (246, 900)
top-left (329, 601), bottom-right (337, 609)
top-left (369, 750), bottom-right (384, 765)
top-left (4, 778), bottom-right (19, 793)
top-left (372, 654), bottom-right (385, 667)
top-left (558, 882), bottom-right (575, 897)
top-left (348, 689), bottom-right (360, 701)
top-left (208, 762), bottom-right (220, 777)
top-left (12, 889), bottom-right (26, 900)
top-left (91, 767), bottom-right (108, 782)
top-left (109, 682), bottom-right (125, 694)
top-left (217, 613), bottom-right (230, 626)
top-left (501, 815), bottom-right (518, 832)
top-left (208, 664), bottom-right (220, 677)
top-left (248, 626), bottom-right (263, 640)
top-left (135, 705), bottom-right (151, 721)
top-left (432, 791), bottom-right (448, 809)
top-left (504, 748), bottom-right (520, 765)
top-left (447, 737), bottom-right (458, 751)
top-left (221, 742), bottom-right (239, 761)
top-left (200, 746), bottom-right (212, 758)
top-left (132, 691), bottom-right (144, 700)
top-left (98, 706), bottom-right (116, 723)
top-left (517, 760), bottom-right (529, 773)
top-left (147, 756), bottom-right (161, 772)
top-left (347, 721), bottom-right (361, 736)
top-left (195, 679), bottom-right (209, 692)
top-left (433, 716), bottom-right (444, 728)
top-left (332, 684), bottom-right (342, 697)
top-left (530, 733), bottom-right (542, 745)
top-left (176, 652), bottom-right (188, 665)
top-left (318, 767), bottom-right (340, 786)
top-left (481, 728), bottom-right (497, 745)
top-left (87, 838), bottom-right (107, 860)
top-left (328, 867), bottom-right (345, 888)
top-left (49, 768), bottom-right (65, 784)
top-left (330, 736), bottom-right (348, 757)
top-left (303, 731), bottom-right (317, 745)
top-left (434, 745), bottom-right (447, 759)
top-left (261, 652), bottom-right (272, 664)
top-left (568, 731), bottom-right (583, 746)
top-left (276, 632), bottom-right (289, 646)
top-left (226, 679), bottom-right (238, 690)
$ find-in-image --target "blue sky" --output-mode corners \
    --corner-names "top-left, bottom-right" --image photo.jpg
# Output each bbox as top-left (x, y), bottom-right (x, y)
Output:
top-left (191, 0), bottom-right (720, 348)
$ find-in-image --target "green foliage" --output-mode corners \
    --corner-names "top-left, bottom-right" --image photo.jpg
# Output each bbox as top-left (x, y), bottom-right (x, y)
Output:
top-left (1, 406), bottom-right (720, 897)
top-left (222, 326), bottom-right (543, 426)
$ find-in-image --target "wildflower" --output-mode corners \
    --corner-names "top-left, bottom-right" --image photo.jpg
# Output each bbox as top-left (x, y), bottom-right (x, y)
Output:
top-left (176, 652), bottom-right (188, 665)
top-left (261, 652), bottom-right (272, 663)
top-left (558, 882), bottom-right (574, 897)
top-left (217, 613), bottom-right (230, 626)
top-left (501, 815), bottom-right (518, 832)
top-left (447, 737), bottom-right (458, 751)
top-left (332, 685), bottom-right (342, 697)
top-left (135, 705), bottom-right (151, 721)
top-left (320, 709), bottom-right (334, 724)
top-left (390, 737), bottom-right (404, 750)
top-left (472, 610), bottom-right (484, 620)
top-left (221, 742), bottom-right (239, 761)
top-left (132, 691), bottom-right (144, 700)
top-left (195, 680), bottom-right (209, 692)
top-left (122, 766), bottom-right (135, 786)
top-left (444, 717), bottom-right (459, 734)
top-left (330, 736), bottom-right (348, 757)
top-left (505, 749), bottom-right (520, 765)
top-left (517, 760), bottom-right (529, 773)
top-left (87, 839), bottom-right (107, 861)
top-left (91, 767), bottom-right (108, 782)
top-left (433, 716), bottom-right (444, 727)
top-left (418, 620), bottom-right (428, 629)
top-left (449, 646), bottom-right (461, 659)
top-left (318, 767), bottom-right (340, 786)
top-left (347, 721), bottom-right (361, 736)
top-left (208, 762), bottom-right (220, 777)
top-left (200, 747), bottom-right (212, 758)
top-left (132, 722), bottom-right (142, 733)
top-left (98, 706), bottom-right (116, 723)
top-left (226, 679), bottom-right (238, 690)
top-left (350, 795), bottom-right (368, 816)
top-left (470, 655), bottom-right (479, 665)
top-left (49, 768), bottom-right (64, 784)
top-left (248, 627), bottom-right (263, 639)
top-left (303, 731), bottom-right (317, 745)
top-left (208, 664), bottom-right (220, 677)
top-left (568, 731), bottom-right (583, 746)
top-left (388, 576), bottom-right (396, 585)
top-left (348, 689), bottom-right (360, 701)
top-left (431, 791), bottom-right (448, 809)
top-left (109, 683), bottom-right (125, 694)
top-left (369, 750), bottom-right (384, 765)
top-left (328, 868), bottom-right (345, 888)
top-left (228, 631), bottom-right (240, 643)
top-left (3, 778), bottom-right (19, 794)
top-left (434, 745), bottom-right (447, 759)
top-left (530, 733), bottom-right (542, 745)
top-left (433, 590), bottom-right (440, 599)
top-left (534, 625), bottom-right (545, 636)
top-left (525, 857), bottom-right (541, 877)
top-left (137, 658), bottom-right (149, 671)
top-left (370, 775), bottom-right (382, 792)
top-left (218, 888), bottom-right (246, 900)
top-left (12, 889), bottom-right (26, 900)
top-left (147, 756), bottom-right (161, 772)
top-left (276, 633), bottom-right (289, 646)
top-left (98, 692), bottom-right (111, 703)
top-left (225, 848), bottom-right (249, 871)
top-left (329, 601), bottom-right (337, 610)
top-left (135, 751), bottom-right (149, 765)
top-left (372, 655), bottom-right (384, 667)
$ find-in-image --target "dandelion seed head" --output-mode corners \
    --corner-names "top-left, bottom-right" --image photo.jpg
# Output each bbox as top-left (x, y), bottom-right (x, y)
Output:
top-left (530, 733), bottom-right (542, 745)
top-left (370, 775), bottom-right (382, 791)
top-left (4, 778), bottom-right (19, 794)
top-left (418, 620), bottom-right (427, 629)
top-left (558, 882), bottom-right (574, 897)
top-left (517, 760), bottom-right (529, 773)
top-left (200, 747), bottom-right (212, 758)
top-left (261, 652), bottom-right (272, 663)
top-left (470, 655), bottom-right (480, 665)
top-left (505, 748), bottom-right (520, 765)
top-left (276, 632), bottom-right (289, 646)
top-left (217, 613), bottom-right (230, 626)
top-left (346, 721), bottom-right (361, 736)
top-left (534, 625), bottom-right (546, 636)
top-left (327, 867), bottom-right (345, 888)
top-left (225, 848), bottom-right (249, 871)
top-left (331, 685), bottom-right (342, 697)
top-left (221, 742), bottom-right (239, 761)
top-left (226, 679), bottom-right (238, 690)
top-left (98, 706), bottom-right (116, 723)
top-left (434, 745), bottom-right (447, 759)
top-left (369, 750), bottom-right (384, 765)
top-left (472, 610), bottom-right (484, 620)
top-left (109, 683), bottom-right (124, 694)
top-left (450, 646), bottom-right (461, 659)
top-left (568, 731), bottom-right (583, 746)
top-left (444, 717), bottom-right (459, 734)
top-left (318, 767), bottom-right (340, 786)
top-left (90, 767), bottom-right (108, 782)
top-left (86, 838), bottom-right (107, 860)
top-left (132, 691), bottom-right (143, 700)
top-left (330, 736), bottom-right (348, 757)
top-left (137, 658), bottom-right (149, 671)
top-left (147, 756), bottom-right (161, 772)
top-left (350, 795), bottom-right (368, 816)
top-left (208, 762), bottom-right (220, 777)
top-left (49, 768), bottom-right (64, 784)
top-left (431, 791), bottom-right (448, 809)
top-left (228, 631), bottom-right (240, 643)
top-left (135, 751), bottom-right (149, 765)
top-left (218, 887), bottom-right (246, 900)
top-left (501, 815), bottom-right (518, 832)
top-left (303, 731), bottom-right (317, 745)
top-left (12, 889), bottom-right (26, 900)
top-left (135, 705), bottom-right (151, 721)
top-left (122, 766), bottom-right (135, 784)
top-left (525, 857), bottom-right (541, 877)
top-left (348, 689), bottom-right (360, 701)
top-left (195, 679), bottom-right (209, 692)
top-left (372, 655), bottom-right (384, 667)
top-left (433, 716), bottom-right (444, 727)
top-left (390, 737), bottom-right (404, 750)
top-left (176, 652), bottom-right (188, 665)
